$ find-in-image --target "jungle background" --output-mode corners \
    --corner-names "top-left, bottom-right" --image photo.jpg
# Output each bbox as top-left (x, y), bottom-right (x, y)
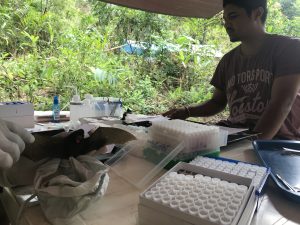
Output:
top-left (0, 0), bottom-right (299, 120)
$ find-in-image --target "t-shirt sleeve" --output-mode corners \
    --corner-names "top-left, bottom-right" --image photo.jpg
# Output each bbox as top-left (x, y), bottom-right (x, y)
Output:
top-left (274, 38), bottom-right (300, 77)
top-left (210, 56), bottom-right (227, 91)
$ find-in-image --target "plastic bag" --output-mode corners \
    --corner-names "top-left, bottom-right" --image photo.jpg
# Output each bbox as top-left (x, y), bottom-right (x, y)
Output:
top-left (33, 155), bottom-right (109, 225)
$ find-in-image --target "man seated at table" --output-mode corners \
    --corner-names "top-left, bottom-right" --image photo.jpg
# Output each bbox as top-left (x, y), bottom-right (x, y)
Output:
top-left (163, 0), bottom-right (300, 140)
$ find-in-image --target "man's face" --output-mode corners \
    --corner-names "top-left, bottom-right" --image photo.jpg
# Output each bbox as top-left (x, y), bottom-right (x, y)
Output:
top-left (223, 4), bottom-right (257, 42)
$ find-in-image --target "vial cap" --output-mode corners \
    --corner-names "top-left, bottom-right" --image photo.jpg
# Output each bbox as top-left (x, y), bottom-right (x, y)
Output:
top-left (53, 96), bottom-right (59, 104)
top-left (84, 94), bottom-right (93, 100)
top-left (72, 95), bottom-right (81, 102)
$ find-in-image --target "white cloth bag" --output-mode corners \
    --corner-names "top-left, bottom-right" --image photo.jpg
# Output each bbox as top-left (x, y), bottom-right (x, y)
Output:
top-left (33, 155), bottom-right (109, 225)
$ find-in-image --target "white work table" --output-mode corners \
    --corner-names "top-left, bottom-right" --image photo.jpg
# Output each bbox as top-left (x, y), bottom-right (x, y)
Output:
top-left (1, 140), bottom-right (300, 225)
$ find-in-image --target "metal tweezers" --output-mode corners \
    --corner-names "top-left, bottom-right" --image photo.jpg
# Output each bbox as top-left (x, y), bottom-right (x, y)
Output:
top-left (275, 174), bottom-right (298, 192)
top-left (281, 147), bottom-right (300, 155)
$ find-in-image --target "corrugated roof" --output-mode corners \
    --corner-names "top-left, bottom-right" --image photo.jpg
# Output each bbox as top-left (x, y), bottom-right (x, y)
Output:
top-left (99, 0), bottom-right (223, 18)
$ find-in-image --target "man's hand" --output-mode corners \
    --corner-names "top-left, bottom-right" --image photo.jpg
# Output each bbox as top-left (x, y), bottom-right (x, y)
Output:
top-left (0, 119), bottom-right (35, 169)
top-left (162, 107), bottom-right (189, 120)
top-left (162, 88), bottom-right (227, 120)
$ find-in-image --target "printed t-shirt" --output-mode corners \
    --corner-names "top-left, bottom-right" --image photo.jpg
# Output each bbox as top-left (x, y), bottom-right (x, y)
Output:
top-left (210, 34), bottom-right (300, 139)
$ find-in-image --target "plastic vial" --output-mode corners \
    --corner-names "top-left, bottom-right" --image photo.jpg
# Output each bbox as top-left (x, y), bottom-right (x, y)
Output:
top-left (170, 200), bottom-right (179, 209)
top-left (208, 212), bottom-right (219, 223)
top-left (161, 195), bottom-right (171, 205)
top-left (144, 191), bottom-right (153, 199)
top-left (70, 95), bottom-right (83, 121)
top-left (179, 202), bottom-right (189, 212)
top-left (52, 95), bottom-right (60, 123)
top-left (198, 208), bottom-right (209, 219)
top-left (220, 215), bottom-right (232, 225)
top-left (188, 205), bottom-right (199, 216)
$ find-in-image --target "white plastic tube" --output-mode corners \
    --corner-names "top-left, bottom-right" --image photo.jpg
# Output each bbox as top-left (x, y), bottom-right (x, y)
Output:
top-left (153, 193), bottom-right (162, 203)
top-left (161, 195), bottom-right (171, 205)
top-left (194, 174), bottom-right (204, 180)
top-left (188, 205), bottom-right (199, 216)
top-left (223, 189), bottom-right (234, 197)
top-left (207, 198), bottom-right (217, 206)
top-left (159, 189), bottom-right (168, 196)
top-left (220, 195), bottom-right (230, 202)
top-left (211, 177), bottom-right (221, 185)
top-left (169, 188), bottom-right (180, 196)
top-left (220, 214), bottom-right (233, 225)
top-left (224, 208), bottom-right (236, 221)
top-left (219, 180), bottom-right (229, 187)
top-left (185, 175), bottom-right (194, 181)
top-left (180, 189), bottom-right (190, 196)
top-left (189, 193), bottom-right (198, 199)
top-left (150, 186), bottom-right (159, 193)
top-left (158, 179), bottom-right (168, 186)
top-left (176, 195), bottom-right (185, 202)
top-left (208, 211), bottom-right (220, 223)
top-left (210, 193), bottom-right (220, 201)
top-left (185, 198), bottom-right (194, 206)
top-left (169, 199), bottom-right (180, 209)
top-left (198, 194), bottom-right (208, 202)
top-left (194, 200), bottom-right (203, 208)
top-left (214, 206), bottom-right (224, 215)
top-left (144, 191), bottom-right (154, 199)
top-left (214, 186), bottom-right (223, 195)
top-left (203, 202), bottom-right (213, 211)
top-left (179, 202), bottom-right (189, 213)
top-left (203, 188), bottom-right (213, 196)
top-left (203, 176), bottom-right (212, 182)
top-left (198, 208), bottom-right (209, 219)
top-left (217, 200), bottom-right (227, 209)
top-left (236, 185), bottom-right (248, 194)
top-left (168, 172), bottom-right (178, 178)
top-left (228, 203), bottom-right (239, 213)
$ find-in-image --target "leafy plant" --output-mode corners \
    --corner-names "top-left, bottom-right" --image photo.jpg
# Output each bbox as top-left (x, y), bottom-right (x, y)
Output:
top-left (0, 0), bottom-right (298, 116)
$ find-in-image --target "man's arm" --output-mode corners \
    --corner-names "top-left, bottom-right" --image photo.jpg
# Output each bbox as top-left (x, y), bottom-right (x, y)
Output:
top-left (254, 73), bottom-right (300, 139)
top-left (188, 88), bottom-right (227, 117)
top-left (163, 88), bottom-right (227, 119)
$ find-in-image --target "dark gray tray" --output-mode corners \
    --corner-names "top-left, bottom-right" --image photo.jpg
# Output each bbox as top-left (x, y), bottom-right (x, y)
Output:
top-left (252, 140), bottom-right (300, 202)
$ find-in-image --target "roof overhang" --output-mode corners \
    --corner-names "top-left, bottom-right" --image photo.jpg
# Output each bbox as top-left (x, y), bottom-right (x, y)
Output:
top-left (98, 0), bottom-right (223, 18)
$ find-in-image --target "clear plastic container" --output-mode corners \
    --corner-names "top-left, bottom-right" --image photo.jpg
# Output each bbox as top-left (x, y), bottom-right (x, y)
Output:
top-left (105, 139), bottom-right (185, 189)
top-left (70, 96), bottom-right (123, 120)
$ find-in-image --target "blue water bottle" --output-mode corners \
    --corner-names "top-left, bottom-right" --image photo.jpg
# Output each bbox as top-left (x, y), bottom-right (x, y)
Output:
top-left (52, 95), bottom-right (60, 122)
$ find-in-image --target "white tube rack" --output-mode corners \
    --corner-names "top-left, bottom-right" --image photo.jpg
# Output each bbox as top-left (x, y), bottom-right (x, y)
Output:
top-left (190, 156), bottom-right (269, 188)
top-left (149, 120), bottom-right (220, 152)
top-left (139, 162), bottom-right (259, 225)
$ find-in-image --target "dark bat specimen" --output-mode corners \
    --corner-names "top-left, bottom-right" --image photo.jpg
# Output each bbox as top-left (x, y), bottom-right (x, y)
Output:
top-left (22, 127), bottom-right (136, 161)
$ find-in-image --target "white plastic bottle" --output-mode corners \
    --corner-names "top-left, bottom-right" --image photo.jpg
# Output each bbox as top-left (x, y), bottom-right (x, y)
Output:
top-left (70, 94), bottom-right (83, 121)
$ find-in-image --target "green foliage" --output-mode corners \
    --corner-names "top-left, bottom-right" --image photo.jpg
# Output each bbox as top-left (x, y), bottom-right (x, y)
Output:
top-left (280, 0), bottom-right (300, 19)
top-left (0, 0), bottom-right (299, 114)
top-left (266, 0), bottom-right (300, 35)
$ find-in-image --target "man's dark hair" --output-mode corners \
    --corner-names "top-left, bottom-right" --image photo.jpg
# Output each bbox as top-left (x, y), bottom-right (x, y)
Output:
top-left (223, 0), bottom-right (268, 24)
